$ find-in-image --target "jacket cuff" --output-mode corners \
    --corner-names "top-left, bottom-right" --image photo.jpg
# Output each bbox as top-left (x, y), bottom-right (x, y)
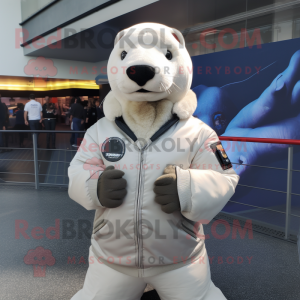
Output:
top-left (86, 173), bottom-right (104, 208)
top-left (176, 166), bottom-right (192, 212)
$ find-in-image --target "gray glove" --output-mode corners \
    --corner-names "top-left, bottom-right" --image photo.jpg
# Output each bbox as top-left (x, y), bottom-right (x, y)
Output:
top-left (153, 165), bottom-right (181, 214)
top-left (97, 166), bottom-right (127, 208)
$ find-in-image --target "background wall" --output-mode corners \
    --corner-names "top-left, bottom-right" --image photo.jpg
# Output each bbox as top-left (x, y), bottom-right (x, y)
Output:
top-left (0, 0), bottom-right (107, 80)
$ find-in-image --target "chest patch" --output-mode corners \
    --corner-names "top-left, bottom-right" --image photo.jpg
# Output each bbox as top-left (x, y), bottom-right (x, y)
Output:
top-left (101, 137), bottom-right (125, 162)
top-left (210, 141), bottom-right (232, 170)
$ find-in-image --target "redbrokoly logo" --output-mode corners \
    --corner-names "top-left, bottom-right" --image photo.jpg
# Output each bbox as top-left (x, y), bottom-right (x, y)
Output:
top-left (24, 246), bottom-right (56, 277)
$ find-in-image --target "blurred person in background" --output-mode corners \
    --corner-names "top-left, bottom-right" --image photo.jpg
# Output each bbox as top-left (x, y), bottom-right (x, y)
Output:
top-left (42, 96), bottom-right (57, 149)
top-left (66, 97), bottom-right (76, 127)
top-left (8, 98), bottom-right (16, 110)
top-left (85, 98), bottom-right (98, 130)
top-left (96, 99), bottom-right (105, 120)
top-left (0, 95), bottom-right (6, 153)
top-left (95, 100), bottom-right (100, 119)
top-left (24, 94), bottom-right (43, 146)
top-left (82, 99), bottom-right (88, 129)
top-left (1, 96), bottom-right (11, 152)
top-left (63, 98), bottom-right (72, 126)
top-left (69, 97), bottom-right (85, 148)
top-left (14, 103), bottom-right (29, 148)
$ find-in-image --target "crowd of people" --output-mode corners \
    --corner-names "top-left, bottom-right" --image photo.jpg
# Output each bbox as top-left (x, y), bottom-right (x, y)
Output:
top-left (0, 94), bottom-right (105, 151)
top-left (68, 96), bottom-right (104, 148)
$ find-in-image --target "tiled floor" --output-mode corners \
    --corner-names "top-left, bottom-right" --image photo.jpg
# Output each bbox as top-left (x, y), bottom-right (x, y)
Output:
top-left (1, 185), bottom-right (300, 300)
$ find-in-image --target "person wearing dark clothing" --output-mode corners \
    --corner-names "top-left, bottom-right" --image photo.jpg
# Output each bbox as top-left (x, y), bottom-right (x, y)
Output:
top-left (42, 96), bottom-right (57, 149)
top-left (14, 103), bottom-right (30, 147)
top-left (3, 104), bottom-right (9, 128)
top-left (86, 106), bottom-right (98, 129)
top-left (70, 97), bottom-right (85, 147)
top-left (83, 102), bottom-right (88, 130)
top-left (0, 96), bottom-right (6, 151)
top-left (16, 108), bottom-right (25, 124)
top-left (1, 100), bottom-right (11, 151)
top-left (96, 100), bottom-right (105, 120)
top-left (86, 98), bottom-right (98, 130)
top-left (70, 100), bottom-right (85, 119)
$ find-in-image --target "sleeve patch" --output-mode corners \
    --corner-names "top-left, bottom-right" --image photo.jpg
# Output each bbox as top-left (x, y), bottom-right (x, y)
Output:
top-left (210, 141), bottom-right (232, 170)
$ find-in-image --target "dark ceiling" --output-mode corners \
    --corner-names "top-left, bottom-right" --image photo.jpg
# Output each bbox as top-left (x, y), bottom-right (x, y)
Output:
top-left (25, 0), bottom-right (284, 62)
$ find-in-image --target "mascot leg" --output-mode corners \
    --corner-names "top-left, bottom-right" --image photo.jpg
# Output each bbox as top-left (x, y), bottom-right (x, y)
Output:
top-left (202, 281), bottom-right (227, 300)
top-left (71, 247), bottom-right (146, 300)
top-left (146, 247), bottom-right (226, 300)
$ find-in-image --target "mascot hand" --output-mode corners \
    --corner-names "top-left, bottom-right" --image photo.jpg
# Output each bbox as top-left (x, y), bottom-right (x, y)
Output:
top-left (154, 165), bottom-right (181, 214)
top-left (97, 166), bottom-right (127, 208)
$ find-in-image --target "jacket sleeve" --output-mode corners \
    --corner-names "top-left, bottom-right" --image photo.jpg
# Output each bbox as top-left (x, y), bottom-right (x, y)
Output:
top-left (68, 126), bottom-right (105, 210)
top-left (176, 130), bottom-right (239, 223)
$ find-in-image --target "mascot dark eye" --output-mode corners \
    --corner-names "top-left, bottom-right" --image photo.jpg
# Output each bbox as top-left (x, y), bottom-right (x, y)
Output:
top-left (121, 51), bottom-right (127, 60)
top-left (165, 50), bottom-right (172, 60)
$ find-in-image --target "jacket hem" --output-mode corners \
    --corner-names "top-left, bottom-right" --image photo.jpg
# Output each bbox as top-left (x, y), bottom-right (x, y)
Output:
top-left (91, 242), bottom-right (205, 278)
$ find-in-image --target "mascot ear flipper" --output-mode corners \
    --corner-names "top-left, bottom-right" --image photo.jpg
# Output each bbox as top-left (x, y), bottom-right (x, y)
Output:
top-left (171, 28), bottom-right (185, 47)
top-left (114, 30), bottom-right (125, 46)
top-left (103, 91), bottom-right (123, 121)
top-left (173, 90), bottom-right (197, 120)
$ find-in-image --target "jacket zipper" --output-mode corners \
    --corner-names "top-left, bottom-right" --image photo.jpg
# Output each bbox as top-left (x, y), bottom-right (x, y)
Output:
top-left (136, 147), bottom-right (145, 269)
top-left (135, 141), bottom-right (152, 271)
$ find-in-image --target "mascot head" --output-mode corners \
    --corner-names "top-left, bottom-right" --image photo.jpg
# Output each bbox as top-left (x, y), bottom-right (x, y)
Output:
top-left (104, 23), bottom-right (197, 139)
top-left (107, 22), bottom-right (193, 104)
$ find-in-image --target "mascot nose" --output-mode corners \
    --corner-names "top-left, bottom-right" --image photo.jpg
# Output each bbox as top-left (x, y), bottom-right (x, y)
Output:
top-left (126, 65), bottom-right (155, 86)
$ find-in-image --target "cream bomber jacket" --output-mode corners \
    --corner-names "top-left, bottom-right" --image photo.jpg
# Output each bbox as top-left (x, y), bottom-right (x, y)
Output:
top-left (68, 115), bottom-right (239, 278)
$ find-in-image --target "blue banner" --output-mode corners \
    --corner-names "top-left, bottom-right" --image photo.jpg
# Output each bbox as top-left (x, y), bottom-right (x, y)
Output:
top-left (191, 38), bottom-right (300, 232)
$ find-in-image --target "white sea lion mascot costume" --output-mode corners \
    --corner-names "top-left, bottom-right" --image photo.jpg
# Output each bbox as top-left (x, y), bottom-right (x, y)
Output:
top-left (69, 22), bottom-right (239, 300)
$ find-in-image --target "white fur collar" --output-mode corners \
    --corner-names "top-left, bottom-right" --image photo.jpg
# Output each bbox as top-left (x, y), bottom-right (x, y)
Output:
top-left (103, 90), bottom-right (197, 141)
top-left (104, 89), bottom-right (197, 120)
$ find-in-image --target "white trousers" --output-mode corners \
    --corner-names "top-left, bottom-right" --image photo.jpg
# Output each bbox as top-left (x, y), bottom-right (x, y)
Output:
top-left (71, 246), bottom-right (226, 300)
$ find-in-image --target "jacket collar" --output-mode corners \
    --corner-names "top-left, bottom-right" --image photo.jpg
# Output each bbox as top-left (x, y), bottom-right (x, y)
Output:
top-left (115, 114), bottom-right (180, 143)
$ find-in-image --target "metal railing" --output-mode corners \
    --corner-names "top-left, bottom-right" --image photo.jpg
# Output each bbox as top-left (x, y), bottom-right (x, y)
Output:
top-left (0, 129), bottom-right (85, 189)
top-left (0, 130), bottom-right (299, 240)
top-left (220, 136), bottom-right (300, 240)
